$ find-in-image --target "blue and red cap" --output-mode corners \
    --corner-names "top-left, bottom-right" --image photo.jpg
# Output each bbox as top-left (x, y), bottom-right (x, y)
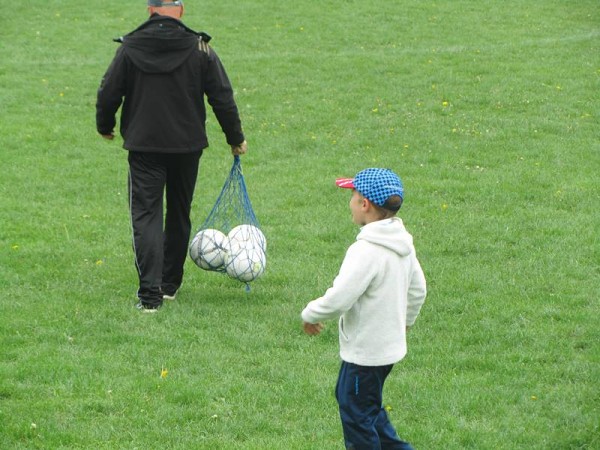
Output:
top-left (336, 168), bottom-right (404, 208)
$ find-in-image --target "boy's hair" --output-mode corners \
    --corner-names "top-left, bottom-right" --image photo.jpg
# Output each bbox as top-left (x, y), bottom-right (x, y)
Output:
top-left (362, 194), bottom-right (403, 219)
top-left (357, 191), bottom-right (402, 220)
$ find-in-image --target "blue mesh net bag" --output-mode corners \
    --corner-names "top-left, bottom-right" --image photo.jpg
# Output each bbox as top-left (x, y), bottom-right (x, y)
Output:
top-left (189, 156), bottom-right (266, 287)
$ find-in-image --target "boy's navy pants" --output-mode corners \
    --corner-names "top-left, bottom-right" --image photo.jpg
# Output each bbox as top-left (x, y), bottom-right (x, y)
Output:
top-left (128, 150), bottom-right (202, 307)
top-left (335, 361), bottom-right (414, 450)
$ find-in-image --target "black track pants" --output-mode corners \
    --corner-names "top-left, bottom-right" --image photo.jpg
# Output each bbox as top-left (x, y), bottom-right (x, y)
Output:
top-left (127, 150), bottom-right (202, 306)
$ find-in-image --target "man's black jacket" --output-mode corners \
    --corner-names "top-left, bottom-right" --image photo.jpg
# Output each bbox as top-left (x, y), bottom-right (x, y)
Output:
top-left (96, 14), bottom-right (244, 153)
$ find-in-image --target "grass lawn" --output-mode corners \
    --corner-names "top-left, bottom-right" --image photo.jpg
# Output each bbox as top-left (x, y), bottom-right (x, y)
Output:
top-left (1, 0), bottom-right (598, 448)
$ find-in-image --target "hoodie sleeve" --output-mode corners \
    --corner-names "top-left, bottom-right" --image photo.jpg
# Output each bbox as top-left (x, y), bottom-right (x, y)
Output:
top-left (406, 254), bottom-right (427, 326)
top-left (301, 242), bottom-right (375, 324)
top-left (203, 48), bottom-right (245, 146)
top-left (96, 47), bottom-right (127, 135)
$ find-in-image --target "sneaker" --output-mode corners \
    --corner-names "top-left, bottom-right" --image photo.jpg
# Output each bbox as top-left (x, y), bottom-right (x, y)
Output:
top-left (135, 301), bottom-right (161, 313)
top-left (161, 286), bottom-right (180, 301)
top-left (162, 291), bottom-right (177, 301)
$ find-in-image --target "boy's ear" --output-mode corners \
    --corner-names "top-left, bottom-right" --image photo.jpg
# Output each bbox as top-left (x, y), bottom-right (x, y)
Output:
top-left (362, 197), bottom-right (372, 211)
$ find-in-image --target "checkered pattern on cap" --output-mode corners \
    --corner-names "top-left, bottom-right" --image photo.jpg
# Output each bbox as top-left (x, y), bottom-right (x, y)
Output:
top-left (338, 168), bottom-right (404, 206)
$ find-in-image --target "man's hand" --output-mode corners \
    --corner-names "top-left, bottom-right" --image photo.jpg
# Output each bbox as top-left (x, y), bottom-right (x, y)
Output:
top-left (303, 322), bottom-right (324, 336)
top-left (231, 140), bottom-right (247, 155)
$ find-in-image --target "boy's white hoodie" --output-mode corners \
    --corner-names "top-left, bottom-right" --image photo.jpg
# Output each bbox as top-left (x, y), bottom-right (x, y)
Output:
top-left (301, 217), bottom-right (426, 366)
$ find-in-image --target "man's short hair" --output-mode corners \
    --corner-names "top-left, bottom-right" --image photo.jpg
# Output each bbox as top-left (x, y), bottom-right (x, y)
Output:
top-left (148, 0), bottom-right (183, 7)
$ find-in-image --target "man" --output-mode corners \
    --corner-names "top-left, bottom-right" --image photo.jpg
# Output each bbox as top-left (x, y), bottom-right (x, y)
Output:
top-left (96, 0), bottom-right (247, 312)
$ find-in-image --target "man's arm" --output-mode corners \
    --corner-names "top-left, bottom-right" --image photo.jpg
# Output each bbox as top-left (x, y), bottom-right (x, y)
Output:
top-left (96, 48), bottom-right (127, 137)
top-left (203, 47), bottom-right (245, 147)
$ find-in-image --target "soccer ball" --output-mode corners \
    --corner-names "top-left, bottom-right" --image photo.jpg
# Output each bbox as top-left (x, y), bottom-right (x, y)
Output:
top-left (189, 228), bottom-right (228, 270)
top-left (227, 224), bottom-right (267, 252)
top-left (225, 242), bottom-right (266, 282)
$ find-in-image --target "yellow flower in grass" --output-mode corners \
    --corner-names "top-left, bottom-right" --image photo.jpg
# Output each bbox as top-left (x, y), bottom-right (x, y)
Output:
top-left (161, 368), bottom-right (169, 379)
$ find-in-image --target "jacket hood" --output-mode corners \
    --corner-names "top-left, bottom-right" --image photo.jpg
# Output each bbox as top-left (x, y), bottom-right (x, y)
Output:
top-left (356, 217), bottom-right (413, 257)
top-left (118, 15), bottom-right (206, 74)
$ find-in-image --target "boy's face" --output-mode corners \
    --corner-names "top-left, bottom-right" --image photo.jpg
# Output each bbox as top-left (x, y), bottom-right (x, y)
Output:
top-left (349, 190), bottom-right (368, 226)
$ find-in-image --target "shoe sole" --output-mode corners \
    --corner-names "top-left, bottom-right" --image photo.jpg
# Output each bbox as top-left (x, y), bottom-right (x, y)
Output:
top-left (162, 283), bottom-right (181, 301)
top-left (136, 302), bottom-right (161, 313)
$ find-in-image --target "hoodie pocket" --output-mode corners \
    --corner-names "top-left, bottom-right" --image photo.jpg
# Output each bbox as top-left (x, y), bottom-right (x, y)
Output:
top-left (339, 317), bottom-right (349, 341)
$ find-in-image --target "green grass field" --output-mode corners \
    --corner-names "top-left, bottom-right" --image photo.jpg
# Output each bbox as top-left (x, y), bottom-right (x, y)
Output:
top-left (1, 1), bottom-right (599, 448)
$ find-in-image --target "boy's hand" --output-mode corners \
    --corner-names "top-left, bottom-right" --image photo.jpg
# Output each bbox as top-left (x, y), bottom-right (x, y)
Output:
top-left (303, 322), bottom-right (324, 336)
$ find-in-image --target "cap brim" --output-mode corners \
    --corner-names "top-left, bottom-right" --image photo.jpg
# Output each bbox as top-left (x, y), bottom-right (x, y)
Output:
top-left (335, 178), bottom-right (355, 189)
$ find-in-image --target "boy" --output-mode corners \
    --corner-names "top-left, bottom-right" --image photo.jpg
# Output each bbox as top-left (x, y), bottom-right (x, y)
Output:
top-left (301, 168), bottom-right (427, 450)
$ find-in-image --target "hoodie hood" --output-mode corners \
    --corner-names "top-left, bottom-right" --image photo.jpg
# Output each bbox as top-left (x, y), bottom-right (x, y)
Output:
top-left (118, 15), bottom-right (207, 74)
top-left (356, 217), bottom-right (413, 257)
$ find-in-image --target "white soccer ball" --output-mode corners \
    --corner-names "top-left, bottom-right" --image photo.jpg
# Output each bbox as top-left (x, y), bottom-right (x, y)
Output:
top-left (224, 241), bottom-right (266, 282)
top-left (227, 224), bottom-right (267, 252)
top-left (189, 228), bottom-right (228, 270)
